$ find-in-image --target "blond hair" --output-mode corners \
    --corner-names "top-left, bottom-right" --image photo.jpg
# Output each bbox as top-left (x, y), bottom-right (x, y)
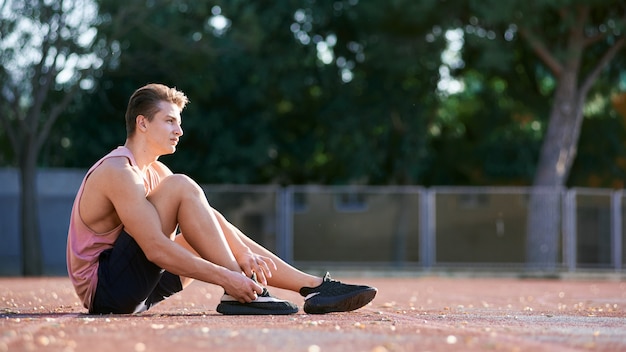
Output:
top-left (125, 83), bottom-right (189, 137)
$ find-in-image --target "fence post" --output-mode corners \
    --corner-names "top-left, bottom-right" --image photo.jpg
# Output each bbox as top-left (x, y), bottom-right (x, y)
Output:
top-left (419, 188), bottom-right (435, 269)
top-left (562, 189), bottom-right (577, 272)
top-left (611, 190), bottom-right (623, 271)
top-left (276, 187), bottom-right (294, 263)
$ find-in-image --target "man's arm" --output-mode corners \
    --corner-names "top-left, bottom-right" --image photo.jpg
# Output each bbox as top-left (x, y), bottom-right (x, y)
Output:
top-left (97, 158), bottom-right (261, 302)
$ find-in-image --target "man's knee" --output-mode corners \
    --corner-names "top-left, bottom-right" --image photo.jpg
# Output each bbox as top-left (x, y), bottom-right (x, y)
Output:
top-left (163, 173), bottom-right (194, 184)
top-left (149, 174), bottom-right (205, 207)
top-left (161, 174), bottom-right (203, 194)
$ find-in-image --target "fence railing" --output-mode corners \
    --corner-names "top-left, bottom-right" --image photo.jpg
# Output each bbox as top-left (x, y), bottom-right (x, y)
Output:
top-left (206, 185), bottom-right (623, 272)
top-left (0, 169), bottom-right (624, 275)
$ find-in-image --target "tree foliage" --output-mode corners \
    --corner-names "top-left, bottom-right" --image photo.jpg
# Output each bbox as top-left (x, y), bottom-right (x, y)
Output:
top-left (34, 0), bottom-right (625, 191)
top-left (0, 0), bottom-right (622, 185)
top-left (52, 0), bottom-right (451, 186)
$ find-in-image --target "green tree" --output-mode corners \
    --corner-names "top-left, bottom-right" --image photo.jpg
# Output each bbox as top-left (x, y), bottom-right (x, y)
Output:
top-left (49, 1), bottom-right (626, 190)
top-left (56, 0), bottom-right (312, 184)
top-left (61, 1), bottom-right (452, 187)
top-left (0, 0), bottom-right (105, 275)
top-left (461, 0), bottom-right (625, 269)
top-left (263, 0), bottom-right (454, 185)
top-left (429, 71), bottom-right (545, 186)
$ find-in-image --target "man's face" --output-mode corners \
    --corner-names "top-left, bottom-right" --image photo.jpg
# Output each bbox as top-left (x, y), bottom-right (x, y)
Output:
top-left (143, 101), bottom-right (183, 155)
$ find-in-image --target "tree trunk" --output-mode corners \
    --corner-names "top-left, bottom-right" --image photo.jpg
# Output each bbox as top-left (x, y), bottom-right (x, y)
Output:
top-left (525, 189), bottom-right (562, 271)
top-left (20, 142), bottom-right (43, 276)
top-left (526, 71), bottom-right (584, 271)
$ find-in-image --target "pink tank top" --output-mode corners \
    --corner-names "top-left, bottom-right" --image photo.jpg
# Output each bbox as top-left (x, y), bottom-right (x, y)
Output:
top-left (66, 146), bottom-right (161, 310)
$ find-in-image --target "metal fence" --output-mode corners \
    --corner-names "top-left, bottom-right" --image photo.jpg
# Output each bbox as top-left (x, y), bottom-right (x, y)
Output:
top-left (0, 169), bottom-right (624, 275)
top-left (115, 185), bottom-right (626, 272)
top-left (277, 186), bottom-right (624, 271)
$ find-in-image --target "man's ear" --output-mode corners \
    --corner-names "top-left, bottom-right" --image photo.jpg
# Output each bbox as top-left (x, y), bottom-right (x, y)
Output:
top-left (136, 115), bottom-right (147, 131)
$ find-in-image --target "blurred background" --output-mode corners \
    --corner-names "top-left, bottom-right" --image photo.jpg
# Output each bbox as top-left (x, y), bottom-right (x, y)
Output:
top-left (1, 0), bottom-right (625, 276)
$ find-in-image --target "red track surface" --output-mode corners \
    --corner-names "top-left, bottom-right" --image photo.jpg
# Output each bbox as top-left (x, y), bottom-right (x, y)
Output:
top-left (1, 275), bottom-right (625, 351)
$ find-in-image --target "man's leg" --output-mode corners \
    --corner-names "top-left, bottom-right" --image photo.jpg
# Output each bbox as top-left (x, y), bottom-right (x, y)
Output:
top-left (147, 174), bottom-right (376, 314)
top-left (207, 198), bottom-right (378, 314)
top-left (236, 230), bottom-right (377, 314)
top-left (209, 209), bottom-right (322, 291)
top-left (146, 174), bottom-right (242, 273)
top-left (148, 174), bottom-right (321, 291)
top-left (213, 211), bottom-right (321, 291)
top-left (208, 199), bottom-right (377, 314)
top-left (146, 174), bottom-right (301, 314)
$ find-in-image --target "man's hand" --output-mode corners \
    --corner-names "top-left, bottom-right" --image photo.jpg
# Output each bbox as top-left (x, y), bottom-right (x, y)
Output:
top-left (235, 250), bottom-right (277, 286)
top-left (222, 271), bottom-right (264, 303)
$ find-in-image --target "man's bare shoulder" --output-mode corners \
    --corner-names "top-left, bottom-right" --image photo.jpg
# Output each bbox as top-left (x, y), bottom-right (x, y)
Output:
top-left (85, 156), bottom-right (146, 201)
top-left (90, 156), bottom-right (141, 183)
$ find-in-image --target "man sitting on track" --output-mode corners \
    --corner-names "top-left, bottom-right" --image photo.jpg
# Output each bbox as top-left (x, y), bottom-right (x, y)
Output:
top-left (66, 83), bottom-right (377, 315)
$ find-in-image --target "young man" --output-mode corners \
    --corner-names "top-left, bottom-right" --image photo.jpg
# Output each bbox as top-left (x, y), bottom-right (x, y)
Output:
top-left (66, 83), bottom-right (377, 315)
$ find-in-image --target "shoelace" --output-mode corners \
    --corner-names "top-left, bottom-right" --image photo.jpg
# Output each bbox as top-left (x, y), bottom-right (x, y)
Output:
top-left (316, 279), bottom-right (358, 295)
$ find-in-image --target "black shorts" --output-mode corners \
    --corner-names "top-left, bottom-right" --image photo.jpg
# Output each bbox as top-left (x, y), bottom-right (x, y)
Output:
top-left (90, 230), bottom-right (183, 314)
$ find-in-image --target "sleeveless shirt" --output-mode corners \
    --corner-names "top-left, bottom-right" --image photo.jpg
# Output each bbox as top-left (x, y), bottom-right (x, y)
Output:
top-left (66, 146), bottom-right (161, 310)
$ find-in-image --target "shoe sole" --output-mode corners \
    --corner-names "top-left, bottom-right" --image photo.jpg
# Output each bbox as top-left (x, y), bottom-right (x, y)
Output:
top-left (303, 287), bottom-right (377, 314)
top-left (216, 302), bottom-right (299, 315)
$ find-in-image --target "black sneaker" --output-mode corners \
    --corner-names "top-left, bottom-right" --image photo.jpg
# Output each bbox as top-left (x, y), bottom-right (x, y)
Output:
top-left (216, 274), bottom-right (299, 315)
top-left (299, 272), bottom-right (377, 314)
